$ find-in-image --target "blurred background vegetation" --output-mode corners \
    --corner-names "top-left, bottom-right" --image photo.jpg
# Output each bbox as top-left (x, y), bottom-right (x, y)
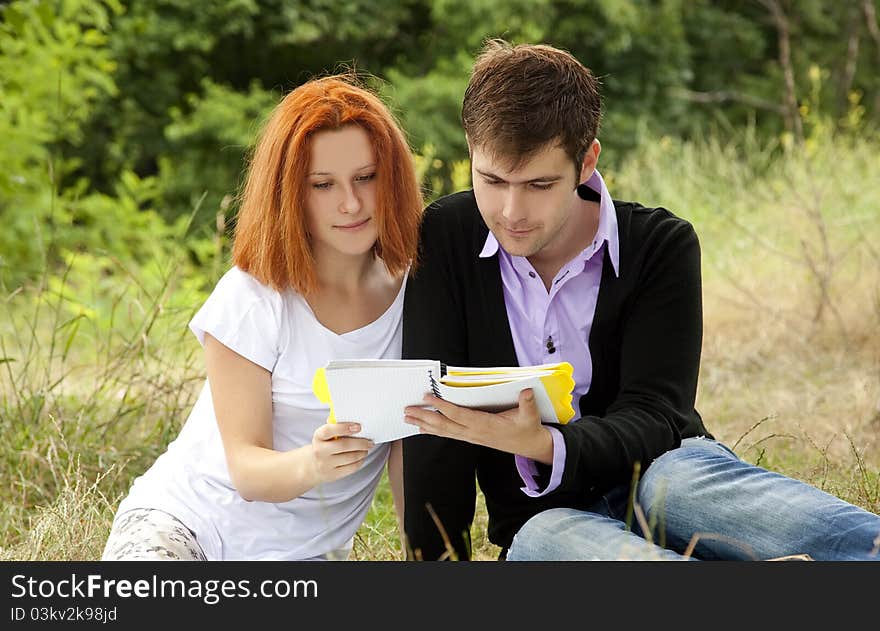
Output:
top-left (2, 0), bottom-right (879, 560)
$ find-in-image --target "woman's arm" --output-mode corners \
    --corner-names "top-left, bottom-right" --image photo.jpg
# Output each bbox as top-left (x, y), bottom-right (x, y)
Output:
top-left (204, 333), bottom-right (373, 503)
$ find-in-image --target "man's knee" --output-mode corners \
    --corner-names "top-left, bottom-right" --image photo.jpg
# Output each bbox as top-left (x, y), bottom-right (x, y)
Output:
top-left (514, 508), bottom-right (581, 543)
top-left (638, 438), bottom-right (737, 512)
top-left (507, 508), bottom-right (587, 560)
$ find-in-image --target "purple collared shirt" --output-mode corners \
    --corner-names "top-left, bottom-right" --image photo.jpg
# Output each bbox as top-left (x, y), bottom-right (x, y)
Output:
top-left (478, 170), bottom-right (620, 497)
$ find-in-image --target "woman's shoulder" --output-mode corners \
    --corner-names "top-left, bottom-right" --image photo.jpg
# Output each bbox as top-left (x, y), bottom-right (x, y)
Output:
top-left (192, 267), bottom-right (289, 337)
top-left (209, 266), bottom-right (298, 316)
top-left (215, 266), bottom-right (283, 299)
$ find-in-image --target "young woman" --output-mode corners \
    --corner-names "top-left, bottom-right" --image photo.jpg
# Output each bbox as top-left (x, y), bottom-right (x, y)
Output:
top-left (102, 75), bottom-right (423, 560)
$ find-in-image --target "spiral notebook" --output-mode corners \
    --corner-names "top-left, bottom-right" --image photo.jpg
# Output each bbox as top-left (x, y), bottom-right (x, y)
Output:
top-left (312, 360), bottom-right (576, 443)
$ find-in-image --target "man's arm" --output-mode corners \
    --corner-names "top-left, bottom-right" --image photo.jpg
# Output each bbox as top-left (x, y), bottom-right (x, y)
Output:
top-left (405, 213), bottom-right (703, 500)
top-left (551, 216), bottom-right (704, 495)
top-left (402, 206), bottom-right (480, 561)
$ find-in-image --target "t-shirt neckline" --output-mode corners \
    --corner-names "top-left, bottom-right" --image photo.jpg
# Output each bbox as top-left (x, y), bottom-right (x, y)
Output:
top-left (297, 272), bottom-right (408, 340)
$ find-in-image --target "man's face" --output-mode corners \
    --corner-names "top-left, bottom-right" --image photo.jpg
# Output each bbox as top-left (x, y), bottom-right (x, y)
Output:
top-left (470, 142), bottom-right (581, 259)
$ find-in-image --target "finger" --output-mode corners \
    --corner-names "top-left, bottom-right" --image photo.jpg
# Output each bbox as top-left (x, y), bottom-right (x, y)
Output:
top-left (405, 410), bottom-right (460, 439)
top-left (314, 422), bottom-right (361, 441)
top-left (518, 388), bottom-right (537, 410)
top-left (405, 415), bottom-right (443, 437)
top-left (516, 388), bottom-right (543, 423)
top-left (407, 398), bottom-right (470, 428)
top-left (404, 406), bottom-right (461, 429)
top-left (331, 450), bottom-right (370, 469)
top-left (323, 437), bottom-right (374, 455)
top-left (312, 437), bottom-right (373, 463)
top-left (332, 459), bottom-right (369, 479)
top-left (419, 395), bottom-right (470, 422)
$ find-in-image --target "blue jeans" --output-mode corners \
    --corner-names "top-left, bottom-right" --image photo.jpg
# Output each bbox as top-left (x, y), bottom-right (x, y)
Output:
top-left (507, 437), bottom-right (880, 561)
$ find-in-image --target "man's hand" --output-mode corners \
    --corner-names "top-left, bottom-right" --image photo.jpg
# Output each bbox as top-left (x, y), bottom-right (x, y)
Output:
top-left (404, 388), bottom-right (554, 464)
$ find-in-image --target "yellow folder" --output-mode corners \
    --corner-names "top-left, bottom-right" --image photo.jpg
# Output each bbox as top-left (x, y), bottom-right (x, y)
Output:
top-left (440, 362), bottom-right (576, 424)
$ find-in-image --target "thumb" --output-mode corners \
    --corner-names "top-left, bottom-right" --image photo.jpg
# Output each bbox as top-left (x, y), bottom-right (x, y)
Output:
top-left (519, 388), bottom-right (537, 410)
top-left (315, 422), bottom-right (361, 441)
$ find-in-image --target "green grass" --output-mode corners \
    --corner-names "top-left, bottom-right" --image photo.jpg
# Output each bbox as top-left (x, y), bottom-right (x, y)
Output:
top-left (2, 128), bottom-right (879, 560)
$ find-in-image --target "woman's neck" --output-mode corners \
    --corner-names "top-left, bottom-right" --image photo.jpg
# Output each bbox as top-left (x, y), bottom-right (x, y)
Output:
top-left (305, 246), bottom-right (403, 335)
top-left (312, 247), bottom-right (384, 295)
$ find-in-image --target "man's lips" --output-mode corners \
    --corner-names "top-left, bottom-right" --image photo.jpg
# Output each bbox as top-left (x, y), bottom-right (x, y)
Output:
top-left (502, 225), bottom-right (536, 236)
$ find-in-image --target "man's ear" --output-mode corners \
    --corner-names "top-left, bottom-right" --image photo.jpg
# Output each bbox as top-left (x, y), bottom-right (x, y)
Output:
top-left (578, 139), bottom-right (601, 183)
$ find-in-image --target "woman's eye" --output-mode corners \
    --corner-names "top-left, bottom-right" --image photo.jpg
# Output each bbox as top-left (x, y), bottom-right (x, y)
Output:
top-left (312, 182), bottom-right (332, 190)
top-left (356, 173), bottom-right (376, 183)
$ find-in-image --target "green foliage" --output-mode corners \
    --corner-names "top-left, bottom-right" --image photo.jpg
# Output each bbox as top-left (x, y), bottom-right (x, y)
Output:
top-left (384, 56), bottom-right (471, 190)
top-left (73, 0), bottom-right (423, 190)
top-left (7, 0), bottom-right (880, 280)
top-left (2, 0), bottom-right (880, 561)
top-left (0, 0), bottom-right (122, 281)
top-left (1, 0), bottom-right (879, 283)
top-left (157, 78), bottom-right (278, 229)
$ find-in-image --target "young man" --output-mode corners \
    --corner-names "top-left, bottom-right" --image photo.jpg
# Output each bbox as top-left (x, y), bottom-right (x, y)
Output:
top-left (401, 40), bottom-right (880, 561)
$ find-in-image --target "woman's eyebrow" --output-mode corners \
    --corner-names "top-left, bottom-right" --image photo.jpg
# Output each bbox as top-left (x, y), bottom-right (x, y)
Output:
top-left (308, 163), bottom-right (376, 176)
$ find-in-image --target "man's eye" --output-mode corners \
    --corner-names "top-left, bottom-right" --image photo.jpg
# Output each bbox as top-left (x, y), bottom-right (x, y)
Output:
top-left (531, 183), bottom-right (554, 191)
top-left (484, 179), bottom-right (503, 186)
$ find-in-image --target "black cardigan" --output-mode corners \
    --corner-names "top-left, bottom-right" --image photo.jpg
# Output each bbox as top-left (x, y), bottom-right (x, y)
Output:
top-left (401, 190), bottom-right (711, 560)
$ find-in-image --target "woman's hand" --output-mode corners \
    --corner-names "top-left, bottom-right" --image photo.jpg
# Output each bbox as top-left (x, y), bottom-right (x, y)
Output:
top-left (206, 333), bottom-right (373, 502)
top-left (309, 422), bottom-right (375, 484)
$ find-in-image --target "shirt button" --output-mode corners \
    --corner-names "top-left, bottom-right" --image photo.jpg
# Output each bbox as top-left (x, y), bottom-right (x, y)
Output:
top-left (528, 271), bottom-right (536, 278)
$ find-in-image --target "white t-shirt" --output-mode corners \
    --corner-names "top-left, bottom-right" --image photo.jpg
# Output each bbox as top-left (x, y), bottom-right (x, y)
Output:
top-left (115, 266), bottom-right (405, 560)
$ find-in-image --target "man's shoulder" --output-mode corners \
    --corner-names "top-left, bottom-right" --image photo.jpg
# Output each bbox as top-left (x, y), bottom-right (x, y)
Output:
top-left (424, 189), bottom-right (479, 220)
top-left (420, 189), bottom-right (485, 243)
top-left (613, 199), bottom-right (697, 244)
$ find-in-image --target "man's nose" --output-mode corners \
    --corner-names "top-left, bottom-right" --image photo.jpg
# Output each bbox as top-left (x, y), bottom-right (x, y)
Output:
top-left (501, 187), bottom-right (527, 223)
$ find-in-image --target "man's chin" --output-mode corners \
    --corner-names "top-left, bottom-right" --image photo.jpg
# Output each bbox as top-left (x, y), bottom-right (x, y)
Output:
top-left (497, 238), bottom-right (539, 258)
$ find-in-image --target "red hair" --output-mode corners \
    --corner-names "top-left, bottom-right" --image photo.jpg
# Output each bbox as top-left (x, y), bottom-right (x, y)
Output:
top-left (232, 75), bottom-right (423, 295)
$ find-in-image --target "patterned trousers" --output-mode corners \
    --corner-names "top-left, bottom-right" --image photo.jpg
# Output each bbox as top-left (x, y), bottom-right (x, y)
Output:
top-left (102, 508), bottom-right (207, 561)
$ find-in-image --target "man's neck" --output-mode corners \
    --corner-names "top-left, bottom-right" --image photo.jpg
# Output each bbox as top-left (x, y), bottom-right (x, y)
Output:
top-left (528, 198), bottom-right (600, 291)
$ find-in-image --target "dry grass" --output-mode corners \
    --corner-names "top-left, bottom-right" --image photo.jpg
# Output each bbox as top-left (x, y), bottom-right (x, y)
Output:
top-left (0, 461), bottom-right (118, 561)
top-left (3, 130), bottom-right (878, 560)
top-left (698, 266), bottom-right (880, 512)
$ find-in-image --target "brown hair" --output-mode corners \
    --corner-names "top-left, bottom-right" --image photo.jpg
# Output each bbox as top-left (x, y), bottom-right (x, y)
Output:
top-left (462, 39), bottom-right (602, 173)
top-left (232, 74), bottom-right (423, 295)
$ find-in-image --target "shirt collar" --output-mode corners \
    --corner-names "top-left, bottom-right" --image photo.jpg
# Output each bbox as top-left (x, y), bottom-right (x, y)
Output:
top-left (478, 169), bottom-right (620, 277)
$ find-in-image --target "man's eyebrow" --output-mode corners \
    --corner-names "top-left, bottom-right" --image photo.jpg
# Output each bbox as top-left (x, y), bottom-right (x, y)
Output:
top-left (474, 168), bottom-right (502, 180)
top-left (474, 168), bottom-right (563, 183)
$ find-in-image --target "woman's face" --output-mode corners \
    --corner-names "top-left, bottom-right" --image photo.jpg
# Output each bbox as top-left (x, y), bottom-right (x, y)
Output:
top-left (305, 125), bottom-right (379, 259)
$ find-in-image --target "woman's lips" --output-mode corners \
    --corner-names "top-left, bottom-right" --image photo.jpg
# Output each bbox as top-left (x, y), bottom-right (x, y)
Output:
top-left (334, 218), bottom-right (371, 231)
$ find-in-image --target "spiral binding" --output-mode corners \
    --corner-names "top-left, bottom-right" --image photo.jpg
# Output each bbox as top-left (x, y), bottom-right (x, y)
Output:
top-left (428, 369), bottom-right (443, 398)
